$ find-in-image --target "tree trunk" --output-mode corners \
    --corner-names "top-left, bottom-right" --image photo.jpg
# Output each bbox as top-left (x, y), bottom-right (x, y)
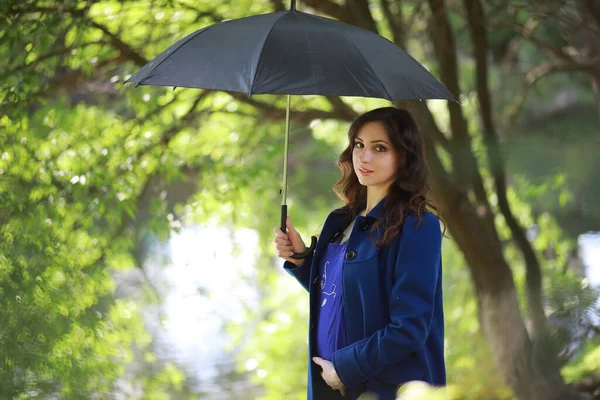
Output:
top-left (438, 183), bottom-right (585, 400)
top-left (463, 0), bottom-right (561, 377)
top-left (418, 0), bottom-right (588, 398)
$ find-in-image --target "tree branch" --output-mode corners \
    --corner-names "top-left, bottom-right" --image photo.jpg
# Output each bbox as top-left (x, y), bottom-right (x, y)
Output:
top-left (228, 93), bottom-right (354, 123)
top-left (379, 1), bottom-right (452, 156)
top-left (4, 5), bottom-right (87, 18)
top-left (345, 0), bottom-right (378, 33)
top-left (159, 91), bottom-right (212, 145)
top-left (301, 0), bottom-right (376, 32)
top-left (172, 0), bottom-right (224, 22)
top-left (397, 100), bottom-right (452, 152)
top-left (269, 0), bottom-right (286, 12)
top-left (88, 21), bottom-right (148, 66)
top-left (300, 0), bottom-right (348, 22)
top-left (405, 2), bottom-right (426, 35)
top-left (503, 62), bottom-right (588, 129)
top-left (395, 100), bottom-right (457, 215)
top-left (583, 0), bottom-right (600, 27)
top-left (380, 0), bottom-right (406, 47)
top-left (325, 97), bottom-right (359, 121)
top-left (492, 18), bottom-right (592, 68)
top-left (1, 41), bottom-right (106, 82)
top-left (426, 0), bottom-right (493, 224)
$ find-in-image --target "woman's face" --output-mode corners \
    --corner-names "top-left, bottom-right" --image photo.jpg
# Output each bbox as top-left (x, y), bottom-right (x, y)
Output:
top-left (352, 121), bottom-right (401, 190)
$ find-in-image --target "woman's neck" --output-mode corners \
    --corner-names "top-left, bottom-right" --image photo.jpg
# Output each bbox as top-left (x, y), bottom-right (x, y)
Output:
top-left (360, 185), bottom-right (389, 216)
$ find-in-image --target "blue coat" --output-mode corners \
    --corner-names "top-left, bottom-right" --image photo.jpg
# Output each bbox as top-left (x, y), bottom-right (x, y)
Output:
top-left (284, 197), bottom-right (445, 400)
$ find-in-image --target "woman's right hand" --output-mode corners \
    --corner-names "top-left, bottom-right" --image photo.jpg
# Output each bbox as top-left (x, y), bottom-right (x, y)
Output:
top-left (273, 216), bottom-right (307, 267)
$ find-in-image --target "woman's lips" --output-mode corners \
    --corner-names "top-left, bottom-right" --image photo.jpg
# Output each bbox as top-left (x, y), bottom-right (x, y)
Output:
top-left (358, 167), bottom-right (373, 176)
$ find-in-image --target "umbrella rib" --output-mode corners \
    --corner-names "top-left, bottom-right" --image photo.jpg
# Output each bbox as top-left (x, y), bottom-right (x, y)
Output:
top-left (138, 26), bottom-right (212, 86)
top-left (249, 12), bottom-right (290, 95)
top-left (342, 31), bottom-right (393, 101)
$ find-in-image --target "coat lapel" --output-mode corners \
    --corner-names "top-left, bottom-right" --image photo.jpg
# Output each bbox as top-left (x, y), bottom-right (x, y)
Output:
top-left (312, 206), bottom-right (352, 266)
top-left (314, 196), bottom-right (386, 261)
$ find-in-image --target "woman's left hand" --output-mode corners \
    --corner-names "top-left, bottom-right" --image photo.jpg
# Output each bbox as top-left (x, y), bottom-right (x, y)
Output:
top-left (313, 357), bottom-right (346, 396)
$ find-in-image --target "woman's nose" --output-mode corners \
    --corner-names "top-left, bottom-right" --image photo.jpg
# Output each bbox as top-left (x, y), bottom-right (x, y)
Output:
top-left (359, 148), bottom-right (372, 163)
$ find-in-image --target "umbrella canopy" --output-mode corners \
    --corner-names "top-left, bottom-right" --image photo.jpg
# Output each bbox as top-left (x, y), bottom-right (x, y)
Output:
top-left (127, 7), bottom-right (454, 101)
top-left (126, 1), bottom-right (455, 259)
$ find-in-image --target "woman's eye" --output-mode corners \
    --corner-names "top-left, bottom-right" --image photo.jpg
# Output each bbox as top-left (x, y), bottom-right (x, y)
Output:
top-left (353, 142), bottom-right (385, 151)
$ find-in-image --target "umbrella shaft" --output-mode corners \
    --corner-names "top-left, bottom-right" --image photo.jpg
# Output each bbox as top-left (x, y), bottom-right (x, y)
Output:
top-left (282, 95), bottom-right (291, 206)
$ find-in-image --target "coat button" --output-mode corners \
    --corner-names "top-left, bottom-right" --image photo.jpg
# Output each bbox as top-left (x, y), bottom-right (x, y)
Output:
top-left (345, 250), bottom-right (357, 260)
top-left (360, 222), bottom-right (369, 231)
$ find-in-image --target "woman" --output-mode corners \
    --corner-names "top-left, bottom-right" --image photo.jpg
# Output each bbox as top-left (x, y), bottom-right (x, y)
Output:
top-left (273, 107), bottom-right (445, 400)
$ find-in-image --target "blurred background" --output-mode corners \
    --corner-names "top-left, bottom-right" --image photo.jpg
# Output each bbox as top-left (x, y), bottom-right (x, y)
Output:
top-left (1, 0), bottom-right (599, 399)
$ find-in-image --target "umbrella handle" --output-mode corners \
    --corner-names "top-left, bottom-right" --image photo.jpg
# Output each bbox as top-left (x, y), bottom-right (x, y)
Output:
top-left (280, 205), bottom-right (317, 260)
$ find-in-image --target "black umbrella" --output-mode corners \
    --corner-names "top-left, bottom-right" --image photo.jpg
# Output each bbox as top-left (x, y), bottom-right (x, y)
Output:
top-left (126, 0), bottom-right (456, 258)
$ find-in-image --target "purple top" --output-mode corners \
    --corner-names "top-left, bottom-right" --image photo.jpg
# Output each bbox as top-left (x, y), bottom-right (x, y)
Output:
top-left (315, 241), bottom-right (348, 361)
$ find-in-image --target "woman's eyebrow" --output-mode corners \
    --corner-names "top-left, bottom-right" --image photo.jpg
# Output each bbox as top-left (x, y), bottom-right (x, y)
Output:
top-left (355, 138), bottom-right (389, 145)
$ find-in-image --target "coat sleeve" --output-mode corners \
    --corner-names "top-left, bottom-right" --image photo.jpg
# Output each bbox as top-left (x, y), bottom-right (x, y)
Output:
top-left (282, 251), bottom-right (314, 292)
top-left (331, 213), bottom-right (442, 388)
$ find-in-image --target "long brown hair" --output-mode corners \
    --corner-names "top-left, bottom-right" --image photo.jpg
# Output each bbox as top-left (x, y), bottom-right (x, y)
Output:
top-left (333, 107), bottom-right (443, 248)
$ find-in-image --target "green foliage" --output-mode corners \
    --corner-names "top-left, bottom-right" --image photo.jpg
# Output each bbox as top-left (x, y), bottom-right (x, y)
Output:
top-left (563, 337), bottom-right (600, 383)
top-left (506, 104), bottom-right (600, 238)
top-left (545, 273), bottom-right (600, 360)
top-left (229, 278), bottom-right (310, 400)
top-left (0, 99), bottom-right (198, 397)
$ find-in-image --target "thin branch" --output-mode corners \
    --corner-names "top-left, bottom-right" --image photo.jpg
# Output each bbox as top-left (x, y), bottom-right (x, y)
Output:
top-left (503, 62), bottom-right (587, 129)
top-left (227, 92), bottom-right (352, 123)
top-left (405, 2), bottom-right (426, 34)
top-left (4, 5), bottom-right (86, 18)
top-left (160, 91), bottom-right (211, 145)
top-left (173, 1), bottom-right (224, 22)
top-left (88, 21), bottom-right (148, 66)
top-left (1, 53), bottom-right (125, 117)
top-left (492, 19), bottom-right (584, 66)
top-left (133, 95), bottom-right (183, 125)
top-left (1, 41), bottom-right (106, 81)
top-left (380, 0), bottom-right (406, 47)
